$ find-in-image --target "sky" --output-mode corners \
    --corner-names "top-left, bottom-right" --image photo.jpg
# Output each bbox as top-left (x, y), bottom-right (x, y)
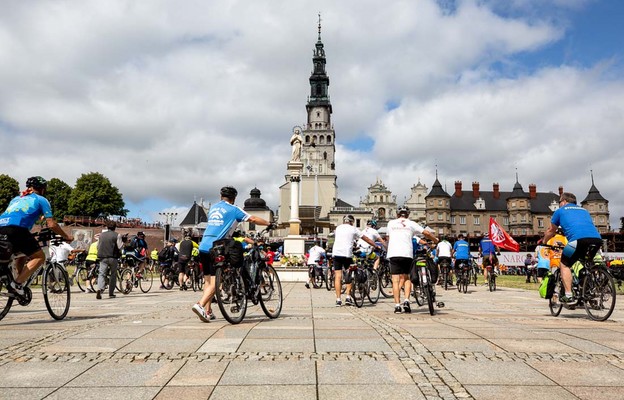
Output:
top-left (1, 0), bottom-right (623, 229)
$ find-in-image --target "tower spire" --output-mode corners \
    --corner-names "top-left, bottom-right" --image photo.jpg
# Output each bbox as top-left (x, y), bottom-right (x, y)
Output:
top-left (318, 12), bottom-right (322, 40)
top-left (590, 169), bottom-right (595, 185)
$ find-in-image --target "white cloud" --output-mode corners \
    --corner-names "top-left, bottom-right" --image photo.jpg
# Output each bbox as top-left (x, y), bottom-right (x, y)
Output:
top-left (0, 0), bottom-right (622, 229)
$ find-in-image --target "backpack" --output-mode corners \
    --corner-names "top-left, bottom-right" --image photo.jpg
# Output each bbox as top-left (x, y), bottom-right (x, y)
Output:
top-left (158, 247), bottom-right (170, 262)
top-left (539, 271), bottom-right (556, 299)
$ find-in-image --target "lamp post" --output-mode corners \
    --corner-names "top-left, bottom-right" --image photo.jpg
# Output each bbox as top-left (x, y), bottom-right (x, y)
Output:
top-left (158, 212), bottom-right (178, 243)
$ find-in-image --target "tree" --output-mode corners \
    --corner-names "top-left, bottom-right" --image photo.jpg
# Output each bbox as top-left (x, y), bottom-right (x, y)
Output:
top-left (68, 172), bottom-right (126, 218)
top-left (0, 174), bottom-right (19, 212)
top-left (46, 178), bottom-right (72, 220)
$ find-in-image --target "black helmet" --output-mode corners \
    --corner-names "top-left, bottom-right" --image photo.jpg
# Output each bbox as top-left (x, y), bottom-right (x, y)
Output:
top-left (137, 231), bottom-right (145, 237)
top-left (367, 219), bottom-right (378, 228)
top-left (343, 215), bottom-right (355, 224)
top-left (220, 186), bottom-right (238, 199)
top-left (397, 205), bottom-right (410, 217)
top-left (26, 176), bottom-right (47, 190)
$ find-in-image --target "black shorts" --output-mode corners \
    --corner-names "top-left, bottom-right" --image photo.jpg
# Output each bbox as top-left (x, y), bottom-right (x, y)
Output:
top-left (561, 238), bottom-right (603, 267)
top-left (332, 256), bottom-right (352, 271)
top-left (0, 226), bottom-right (40, 256)
top-left (454, 259), bottom-right (470, 271)
top-left (389, 257), bottom-right (412, 275)
top-left (199, 251), bottom-right (216, 276)
top-left (176, 260), bottom-right (190, 275)
top-left (537, 268), bottom-right (549, 278)
top-left (482, 254), bottom-right (498, 268)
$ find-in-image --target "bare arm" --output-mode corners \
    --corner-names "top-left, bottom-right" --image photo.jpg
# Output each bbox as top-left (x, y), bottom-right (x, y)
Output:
top-left (248, 215), bottom-right (272, 226)
top-left (423, 230), bottom-right (439, 244)
top-left (542, 223), bottom-right (558, 244)
top-left (45, 218), bottom-right (72, 241)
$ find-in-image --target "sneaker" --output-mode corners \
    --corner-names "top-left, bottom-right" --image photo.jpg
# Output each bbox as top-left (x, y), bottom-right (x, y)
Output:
top-left (560, 295), bottom-right (576, 304)
top-left (394, 305), bottom-right (402, 314)
top-left (109, 294), bottom-right (117, 299)
top-left (207, 311), bottom-right (216, 321)
top-left (403, 300), bottom-right (411, 314)
top-left (304, 283), bottom-right (310, 289)
top-left (335, 300), bottom-right (342, 307)
top-left (179, 286), bottom-right (184, 291)
top-left (345, 297), bottom-right (354, 306)
top-left (9, 281), bottom-right (24, 296)
top-left (192, 303), bottom-right (210, 323)
top-left (96, 290), bottom-right (102, 300)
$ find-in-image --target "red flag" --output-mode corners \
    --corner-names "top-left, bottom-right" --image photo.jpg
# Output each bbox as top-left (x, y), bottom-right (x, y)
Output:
top-left (489, 217), bottom-right (519, 252)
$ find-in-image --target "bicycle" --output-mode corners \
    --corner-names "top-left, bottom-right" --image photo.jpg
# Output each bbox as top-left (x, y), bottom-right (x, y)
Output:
top-left (187, 257), bottom-right (203, 292)
top-left (159, 262), bottom-right (178, 290)
top-left (358, 255), bottom-right (380, 304)
top-left (307, 263), bottom-right (325, 289)
top-left (214, 228), bottom-right (283, 324)
top-left (411, 247), bottom-right (441, 315)
top-left (471, 256), bottom-right (479, 286)
top-left (118, 253), bottom-right (154, 294)
top-left (377, 250), bottom-right (393, 298)
top-left (0, 228), bottom-right (71, 321)
top-left (455, 259), bottom-right (471, 294)
top-left (438, 257), bottom-right (453, 290)
top-left (546, 243), bottom-right (616, 321)
top-left (345, 261), bottom-right (369, 308)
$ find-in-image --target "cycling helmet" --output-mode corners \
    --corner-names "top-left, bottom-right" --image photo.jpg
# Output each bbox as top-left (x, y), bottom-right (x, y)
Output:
top-left (137, 231), bottom-right (145, 237)
top-left (26, 176), bottom-right (47, 190)
top-left (220, 186), bottom-right (238, 199)
top-left (366, 219), bottom-right (378, 228)
top-left (343, 215), bottom-right (355, 224)
top-left (397, 205), bottom-right (410, 217)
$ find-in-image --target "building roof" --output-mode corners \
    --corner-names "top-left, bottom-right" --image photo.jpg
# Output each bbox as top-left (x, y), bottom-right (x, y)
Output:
top-left (426, 178), bottom-right (450, 198)
top-left (179, 202), bottom-right (208, 226)
top-left (450, 190), bottom-right (558, 213)
top-left (582, 174), bottom-right (608, 203)
top-left (243, 187), bottom-right (270, 211)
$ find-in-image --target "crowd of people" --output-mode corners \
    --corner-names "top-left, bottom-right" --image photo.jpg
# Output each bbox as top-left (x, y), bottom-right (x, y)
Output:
top-left (0, 176), bottom-right (608, 320)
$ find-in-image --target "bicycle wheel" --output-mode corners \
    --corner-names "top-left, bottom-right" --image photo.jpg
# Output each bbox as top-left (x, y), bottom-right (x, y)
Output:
top-left (413, 283), bottom-right (424, 306)
top-left (457, 275), bottom-right (463, 292)
top-left (351, 278), bottom-right (366, 308)
top-left (311, 268), bottom-right (323, 289)
top-left (259, 265), bottom-right (283, 319)
top-left (488, 273), bottom-right (494, 292)
top-left (43, 263), bottom-right (71, 320)
top-left (215, 267), bottom-right (247, 324)
top-left (425, 284), bottom-right (435, 315)
top-left (583, 266), bottom-right (616, 321)
top-left (0, 273), bottom-right (14, 321)
top-left (325, 269), bottom-right (334, 291)
top-left (472, 268), bottom-right (478, 286)
top-left (549, 273), bottom-right (563, 317)
top-left (443, 268), bottom-right (448, 290)
top-left (379, 265), bottom-right (393, 298)
top-left (367, 270), bottom-right (380, 304)
top-left (188, 269), bottom-right (197, 292)
top-left (75, 266), bottom-right (89, 292)
top-left (118, 268), bottom-right (134, 295)
top-left (463, 277), bottom-right (468, 293)
top-left (139, 269), bottom-right (153, 293)
top-left (195, 272), bottom-right (204, 291)
top-left (160, 267), bottom-right (174, 290)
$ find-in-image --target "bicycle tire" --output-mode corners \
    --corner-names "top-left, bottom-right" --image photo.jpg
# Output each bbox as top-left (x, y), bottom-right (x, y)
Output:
top-left (413, 284), bottom-right (424, 306)
top-left (367, 270), bottom-right (380, 304)
top-left (0, 273), bottom-right (14, 321)
top-left (463, 277), bottom-right (468, 294)
top-left (351, 278), bottom-right (366, 308)
top-left (160, 267), bottom-right (174, 290)
top-left (139, 269), bottom-right (153, 293)
top-left (118, 268), bottom-right (134, 294)
top-left (43, 263), bottom-right (71, 320)
top-left (443, 268), bottom-right (449, 291)
top-left (75, 266), bottom-right (89, 292)
top-left (195, 272), bottom-right (204, 291)
top-left (259, 265), bottom-right (283, 319)
top-left (188, 269), bottom-right (197, 292)
top-left (215, 267), bottom-right (247, 324)
top-left (472, 267), bottom-right (478, 286)
top-left (425, 283), bottom-right (435, 315)
top-left (379, 265), bottom-right (393, 298)
top-left (311, 268), bottom-right (323, 289)
top-left (549, 272), bottom-right (563, 317)
top-left (583, 266), bottom-right (616, 321)
top-left (457, 275), bottom-right (462, 293)
top-left (325, 269), bottom-right (334, 291)
top-left (488, 273), bottom-right (494, 292)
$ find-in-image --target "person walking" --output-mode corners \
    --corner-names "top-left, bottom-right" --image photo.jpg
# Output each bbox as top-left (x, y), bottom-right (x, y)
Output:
top-left (96, 221), bottom-right (123, 299)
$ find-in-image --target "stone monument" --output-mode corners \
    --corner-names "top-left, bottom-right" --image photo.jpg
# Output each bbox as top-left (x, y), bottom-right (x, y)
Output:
top-left (283, 126), bottom-right (306, 258)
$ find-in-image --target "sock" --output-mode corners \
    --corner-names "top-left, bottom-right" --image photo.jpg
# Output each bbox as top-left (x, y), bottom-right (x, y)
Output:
top-left (395, 303), bottom-right (401, 307)
top-left (403, 299), bottom-right (409, 304)
top-left (565, 292), bottom-right (573, 297)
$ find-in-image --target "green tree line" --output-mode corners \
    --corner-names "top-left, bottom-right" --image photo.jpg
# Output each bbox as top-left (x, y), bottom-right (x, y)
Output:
top-left (0, 172), bottom-right (127, 220)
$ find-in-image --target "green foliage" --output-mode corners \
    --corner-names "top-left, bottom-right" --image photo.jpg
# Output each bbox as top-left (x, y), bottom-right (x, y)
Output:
top-left (0, 174), bottom-right (20, 212)
top-left (46, 178), bottom-right (72, 220)
top-left (68, 172), bottom-right (126, 218)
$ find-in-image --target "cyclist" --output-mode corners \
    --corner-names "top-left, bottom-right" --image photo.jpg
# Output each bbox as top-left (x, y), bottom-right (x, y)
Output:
top-left (83, 233), bottom-right (99, 292)
top-left (387, 206), bottom-right (438, 314)
top-left (192, 186), bottom-right (274, 323)
top-left (357, 219), bottom-right (387, 271)
top-left (479, 232), bottom-right (499, 284)
top-left (331, 215), bottom-right (379, 307)
top-left (305, 241), bottom-right (326, 289)
top-left (547, 227), bottom-right (567, 270)
top-left (176, 230), bottom-right (198, 290)
top-left (534, 233), bottom-right (550, 283)
top-left (542, 192), bottom-right (602, 303)
top-left (452, 234), bottom-right (471, 284)
top-left (0, 176), bottom-right (72, 296)
top-left (435, 236), bottom-right (453, 286)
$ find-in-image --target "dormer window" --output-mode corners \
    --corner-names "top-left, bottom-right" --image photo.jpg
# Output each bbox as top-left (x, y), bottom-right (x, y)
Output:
top-left (474, 197), bottom-right (486, 210)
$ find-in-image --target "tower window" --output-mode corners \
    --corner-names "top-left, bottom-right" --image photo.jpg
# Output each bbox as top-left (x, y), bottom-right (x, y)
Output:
top-left (319, 136), bottom-right (325, 144)
top-left (305, 135), bottom-right (310, 144)
top-left (316, 111), bottom-right (321, 117)
top-left (327, 135), bottom-right (332, 144)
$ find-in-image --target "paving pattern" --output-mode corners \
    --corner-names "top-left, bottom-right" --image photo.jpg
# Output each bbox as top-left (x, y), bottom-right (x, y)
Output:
top-left (1, 279), bottom-right (623, 399)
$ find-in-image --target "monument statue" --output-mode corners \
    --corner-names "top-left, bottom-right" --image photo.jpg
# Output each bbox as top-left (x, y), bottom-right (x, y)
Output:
top-left (290, 126), bottom-right (303, 162)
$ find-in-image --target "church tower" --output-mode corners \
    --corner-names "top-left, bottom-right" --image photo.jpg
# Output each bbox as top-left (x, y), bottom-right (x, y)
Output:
top-left (278, 17), bottom-right (337, 235)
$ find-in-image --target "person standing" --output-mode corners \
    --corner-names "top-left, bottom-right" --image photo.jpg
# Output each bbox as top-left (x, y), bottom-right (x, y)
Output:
top-left (177, 230), bottom-right (197, 290)
top-left (96, 221), bottom-right (123, 299)
top-left (192, 186), bottom-right (274, 323)
top-left (331, 215), bottom-right (378, 307)
top-left (305, 241), bottom-right (326, 289)
top-left (435, 236), bottom-right (453, 286)
top-left (386, 206), bottom-right (438, 314)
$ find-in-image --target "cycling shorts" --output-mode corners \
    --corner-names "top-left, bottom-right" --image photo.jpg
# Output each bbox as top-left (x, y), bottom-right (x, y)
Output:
top-left (0, 226), bottom-right (40, 256)
top-left (199, 251), bottom-right (215, 276)
top-left (389, 257), bottom-right (412, 275)
top-left (454, 259), bottom-right (470, 271)
top-left (482, 253), bottom-right (498, 268)
top-left (332, 256), bottom-right (352, 271)
top-left (561, 238), bottom-right (602, 268)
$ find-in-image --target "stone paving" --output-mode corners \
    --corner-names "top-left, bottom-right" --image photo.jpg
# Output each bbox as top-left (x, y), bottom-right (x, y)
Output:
top-left (1, 280), bottom-right (624, 400)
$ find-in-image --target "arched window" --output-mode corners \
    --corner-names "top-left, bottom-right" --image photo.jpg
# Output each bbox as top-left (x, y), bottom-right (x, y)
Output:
top-left (323, 151), bottom-right (327, 160)
top-left (327, 135), bottom-right (331, 143)
top-left (319, 136), bottom-right (325, 144)
top-left (305, 135), bottom-right (310, 144)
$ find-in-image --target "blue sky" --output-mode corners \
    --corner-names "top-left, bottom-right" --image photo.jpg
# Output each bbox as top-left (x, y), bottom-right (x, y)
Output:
top-left (1, 0), bottom-right (623, 228)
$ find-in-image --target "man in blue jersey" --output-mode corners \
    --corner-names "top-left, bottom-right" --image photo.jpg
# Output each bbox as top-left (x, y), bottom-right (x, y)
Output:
top-left (452, 234), bottom-right (471, 280)
top-left (479, 232), bottom-right (499, 283)
top-left (0, 176), bottom-right (72, 296)
top-left (542, 192), bottom-right (602, 303)
top-left (192, 186), bottom-right (274, 322)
